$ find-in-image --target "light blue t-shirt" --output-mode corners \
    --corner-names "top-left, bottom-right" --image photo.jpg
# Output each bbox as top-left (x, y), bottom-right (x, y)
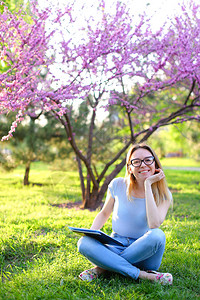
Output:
top-left (108, 177), bottom-right (149, 239)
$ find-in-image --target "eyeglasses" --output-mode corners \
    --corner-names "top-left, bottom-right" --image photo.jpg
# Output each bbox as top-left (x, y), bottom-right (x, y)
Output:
top-left (129, 156), bottom-right (155, 167)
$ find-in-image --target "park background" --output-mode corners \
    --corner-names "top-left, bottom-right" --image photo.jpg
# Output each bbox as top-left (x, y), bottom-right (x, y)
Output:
top-left (0, 0), bottom-right (200, 299)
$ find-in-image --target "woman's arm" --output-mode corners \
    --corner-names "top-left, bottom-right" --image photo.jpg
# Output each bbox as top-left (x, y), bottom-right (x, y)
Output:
top-left (145, 169), bottom-right (171, 228)
top-left (90, 190), bottom-right (115, 230)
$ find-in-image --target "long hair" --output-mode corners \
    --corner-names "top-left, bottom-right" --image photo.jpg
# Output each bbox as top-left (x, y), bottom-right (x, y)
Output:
top-left (125, 143), bottom-right (172, 206)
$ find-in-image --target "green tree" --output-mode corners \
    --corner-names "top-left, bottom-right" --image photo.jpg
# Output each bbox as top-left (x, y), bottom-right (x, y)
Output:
top-left (148, 121), bottom-right (200, 159)
top-left (0, 112), bottom-right (62, 185)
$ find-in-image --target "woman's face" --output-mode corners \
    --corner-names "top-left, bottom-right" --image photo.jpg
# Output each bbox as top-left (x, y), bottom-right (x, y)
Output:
top-left (129, 148), bottom-right (156, 182)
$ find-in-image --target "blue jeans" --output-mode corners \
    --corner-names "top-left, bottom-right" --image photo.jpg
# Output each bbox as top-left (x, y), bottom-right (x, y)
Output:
top-left (77, 228), bottom-right (166, 280)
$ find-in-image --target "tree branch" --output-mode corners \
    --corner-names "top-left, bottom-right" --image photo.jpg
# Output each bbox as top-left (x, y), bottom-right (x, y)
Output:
top-left (184, 79), bottom-right (196, 105)
top-left (98, 140), bottom-right (132, 183)
top-left (58, 113), bottom-right (99, 189)
top-left (136, 102), bottom-right (199, 142)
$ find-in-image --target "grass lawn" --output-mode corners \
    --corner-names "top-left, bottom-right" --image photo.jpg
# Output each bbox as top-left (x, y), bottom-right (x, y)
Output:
top-left (160, 157), bottom-right (200, 168)
top-left (0, 159), bottom-right (199, 299)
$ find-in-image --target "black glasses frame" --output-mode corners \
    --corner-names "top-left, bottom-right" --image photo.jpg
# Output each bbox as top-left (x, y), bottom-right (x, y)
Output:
top-left (129, 156), bottom-right (155, 167)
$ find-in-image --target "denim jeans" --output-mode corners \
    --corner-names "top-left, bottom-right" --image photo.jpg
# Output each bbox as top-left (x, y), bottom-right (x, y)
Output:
top-left (77, 228), bottom-right (166, 280)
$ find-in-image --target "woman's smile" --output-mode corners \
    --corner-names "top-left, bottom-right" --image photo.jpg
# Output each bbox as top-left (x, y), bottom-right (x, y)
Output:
top-left (139, 169), bottom-right (150, 174)
top-left (130, 148), bottom-right (156, 181)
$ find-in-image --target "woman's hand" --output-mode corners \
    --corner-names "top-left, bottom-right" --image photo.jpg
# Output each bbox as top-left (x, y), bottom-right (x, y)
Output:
top-left (145, 168), bottom-right (165, 185)
top-left (144, 168), bottom-right (169, 228)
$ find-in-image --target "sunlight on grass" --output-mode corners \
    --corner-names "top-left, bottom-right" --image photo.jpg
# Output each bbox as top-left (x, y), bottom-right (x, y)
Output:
top-left (160, 157), bottom-right (200, 167)
top-left (0, 161), bottom-right (199, 299)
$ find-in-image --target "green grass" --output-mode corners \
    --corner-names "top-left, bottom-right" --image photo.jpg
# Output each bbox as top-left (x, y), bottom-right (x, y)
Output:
top-left (0, 160), bottom-right (199, 299)
top-left (160, 157), bottom-right (200, 168)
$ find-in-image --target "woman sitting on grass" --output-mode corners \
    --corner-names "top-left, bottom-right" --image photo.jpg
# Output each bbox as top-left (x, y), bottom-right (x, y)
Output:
top-left (78, 144), bottom-right (173, 285)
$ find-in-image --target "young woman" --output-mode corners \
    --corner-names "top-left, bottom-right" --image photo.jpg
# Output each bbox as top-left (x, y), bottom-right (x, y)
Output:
top-left (78, 144), bottom-right (173, 285)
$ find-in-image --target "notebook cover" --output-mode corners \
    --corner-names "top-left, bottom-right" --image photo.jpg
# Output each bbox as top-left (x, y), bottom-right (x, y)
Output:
top-left (68, 226), bottom-right (124, 246)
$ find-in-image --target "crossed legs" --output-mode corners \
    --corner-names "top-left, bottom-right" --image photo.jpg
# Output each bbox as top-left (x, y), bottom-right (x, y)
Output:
top-left (78, 228), bottom-right (166, 280)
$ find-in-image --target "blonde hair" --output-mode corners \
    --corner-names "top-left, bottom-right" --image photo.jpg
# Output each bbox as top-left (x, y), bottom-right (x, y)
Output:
top-left (125, 143), bottom-right (172, 206)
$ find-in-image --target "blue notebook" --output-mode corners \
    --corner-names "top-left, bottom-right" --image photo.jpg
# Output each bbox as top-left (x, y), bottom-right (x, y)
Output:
top-left (68, 226), bottom-right (124, 246)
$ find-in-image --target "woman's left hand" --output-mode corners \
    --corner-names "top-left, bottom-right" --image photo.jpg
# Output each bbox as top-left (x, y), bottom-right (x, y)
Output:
top-left (145, 168), bottom-right (165, 185)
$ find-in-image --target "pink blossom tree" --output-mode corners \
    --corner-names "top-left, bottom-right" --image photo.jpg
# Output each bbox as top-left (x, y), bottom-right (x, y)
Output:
top-left (0, 0), bottom-right (199, 209)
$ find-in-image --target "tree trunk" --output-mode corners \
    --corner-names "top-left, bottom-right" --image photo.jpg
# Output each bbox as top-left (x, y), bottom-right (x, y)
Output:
top-left (76, 155), bottom-right (85, 202)
top-left (82, 184), bottom-right (100, 210)
top-left (82, 157), bottom-right (126, 210)
top-left (24, 162), bottom-right (31, 185)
